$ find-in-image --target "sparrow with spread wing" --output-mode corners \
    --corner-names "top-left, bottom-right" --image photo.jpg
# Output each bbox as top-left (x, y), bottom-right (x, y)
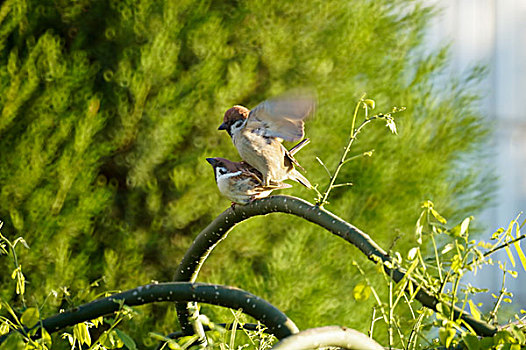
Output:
top-left (218, 90), bottom-right (315, 188)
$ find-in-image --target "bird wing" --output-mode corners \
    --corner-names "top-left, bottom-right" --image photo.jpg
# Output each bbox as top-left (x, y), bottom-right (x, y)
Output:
top-left (246, 89), bottom-right (316, 142)
top-left (254, 182), bottom-right (293, 192)
top-left (237, 162), bottom-right (264, 183)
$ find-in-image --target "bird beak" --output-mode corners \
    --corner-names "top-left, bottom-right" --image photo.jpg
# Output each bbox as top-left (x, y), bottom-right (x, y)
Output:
top-left (218, 122), bottom-right (227, 130)
top-left (206, 158), bottom-right (218, 166)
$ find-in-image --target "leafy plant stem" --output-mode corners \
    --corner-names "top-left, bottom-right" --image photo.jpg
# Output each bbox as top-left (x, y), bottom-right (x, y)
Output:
top-left (430, 233), bottom-right (443, 284)
top-left (318, 95), bottom-right (370, 206)
top-left (0, 232), bottom-right (26, 307)
top-left (368, 307), bottom-right (376, 338)
top-left (484, 233), bottom-right (526, 259)
top-left (388, 276), bottom-right (394, 350)
top-left (489, 267), bottom-right (507, 324)
top-left (450, 275), bottom-right (461, 322)
top-left (407, 311), bottom-right (426, 350)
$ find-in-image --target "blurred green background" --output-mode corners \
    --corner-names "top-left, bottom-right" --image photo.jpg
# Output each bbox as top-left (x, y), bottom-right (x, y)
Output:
top-left (0, 0), bottom-right (493, 347)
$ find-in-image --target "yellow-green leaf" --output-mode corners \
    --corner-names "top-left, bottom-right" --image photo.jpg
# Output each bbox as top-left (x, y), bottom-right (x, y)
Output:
top-left (0, 321), bottom-right (9, 335)
top-left (100, 330), bottom-right (124, 349)
top-left (439, 326), bottom-right (456, 348)
top-left (352, 282), bottom-right (371, 302)
top-left (408, 247), bottom-right (418, 260)
top-left (461, 333), bottom-right (480, 350)
top-left (460, 217), bottom-right (472, 236)
top-left (0, 332), bottom-right (25, 350)
top-left (21, 307), bottom-right (39, 328)
top-left (115, 329), bottom-right (136, 350)
top-left (363, 99), bottom-right (375, 109)
top-left (73, 323), bottom-right (91, 346)
top-left (40, 327), bottom-right (52, 348)
top-left (430, 208), bottom-right (447, 224)
top-left (505, 246), bottom-right (516, 267)
top-left (468, 300), bottom-right (481, 320)
top-left (513, 224), bottom-right (526, 272)
top-left (91, 316), bottom-right (103, 327)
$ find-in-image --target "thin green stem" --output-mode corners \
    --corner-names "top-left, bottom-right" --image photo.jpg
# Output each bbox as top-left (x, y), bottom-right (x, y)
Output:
top-left (319, 118), bottom-right (372, 206)
top-left (450, 275), bottom-right (461, 322)
top-left (430, 233), bottom-right (443, 284)
top-left (319, 97), bottom-right (364, 206)
top-left (368, 307), bottom-right (376, 338)
top-left (483, 233), bottom-right (526, 259)
top-left (388, 277), bottom-right (394, 349)
top-left (489, 267), bottom-right (507, 324)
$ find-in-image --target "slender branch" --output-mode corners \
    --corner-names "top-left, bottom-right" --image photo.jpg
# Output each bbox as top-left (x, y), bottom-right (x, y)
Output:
top-left (319, 117), bottom-right (372, 206)
top-left (483, 234), bottom-right (526, 258)
top-left (174, 195), bottom-right (497, 338)
top-left (0, 282), bottom-right (298, 344)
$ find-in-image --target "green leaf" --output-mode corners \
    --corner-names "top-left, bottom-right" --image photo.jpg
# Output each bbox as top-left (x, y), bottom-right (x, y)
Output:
top-left (115, 329), bottom-right (137, 350)
top-left (478, 337), bottom-right (494, 349)
top-left (91, 316), bottom-right (103, 327)
top-left (451, 254), bottom-right (462, 273)
top-left (509, 324), bottom-right (525, 345)
top-left (363, 99), bottom-right (375, 109)
top-left (441, 243), bottom-right (454, 255)
top-left (73, 322), bottom-right (91, 346)
top-left (20, 307), bottom-right (39, 328)
top-left (505, 246), bottom-right (516, 267)
top-left (0, 321), bottom-right (9, 335)
top-left (352, 282), bottom-right (371, 302)
top-left (100, 330), bottom-right (124, 349)
top-left (513, 223), bottom-right (526, 272)
top-left (494, 330), bottom-right (515, 344)
top-left (385, 117), bottom-right (397, 135)
top-left (468, 300), bottom-right (481, 320)
top-left (430, 208), bottom-right (447, 224)
top-left (39, 327), bottom-right (52, 348)
top-left (461, 333), bottom-right (480, 350)
top-left (438, 326), bottom-right (456, 348)
top-left (460, 216), bottom-right (472, 236)
top-left (407, 247), bottom-right (418, 260)
top-left (0, 332), bottom-right (25, 350)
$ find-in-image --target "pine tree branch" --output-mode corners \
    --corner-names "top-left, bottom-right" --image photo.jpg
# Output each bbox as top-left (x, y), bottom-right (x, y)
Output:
top-left (174, 195), bottom-right (497, 338)
top-left (0, 283), bottom-right (298, 344)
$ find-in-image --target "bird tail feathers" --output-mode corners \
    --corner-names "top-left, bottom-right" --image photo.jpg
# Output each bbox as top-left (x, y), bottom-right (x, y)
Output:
top-left (290, 169), bottom-right (312, 189)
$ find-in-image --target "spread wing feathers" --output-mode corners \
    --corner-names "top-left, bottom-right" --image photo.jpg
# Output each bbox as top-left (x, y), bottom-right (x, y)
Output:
top-left (248, 90), bottom-right (316, 142)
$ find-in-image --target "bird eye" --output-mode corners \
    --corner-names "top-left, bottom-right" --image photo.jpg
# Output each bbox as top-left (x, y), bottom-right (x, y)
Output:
top-left (233, 120), bottom-right (244, 129)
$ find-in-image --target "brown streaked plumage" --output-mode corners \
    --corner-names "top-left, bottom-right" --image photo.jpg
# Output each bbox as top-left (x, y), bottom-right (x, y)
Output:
top-left (218, 90), bottom-right (315, 187)
top-left (206, 157), bottom-right (291, 205)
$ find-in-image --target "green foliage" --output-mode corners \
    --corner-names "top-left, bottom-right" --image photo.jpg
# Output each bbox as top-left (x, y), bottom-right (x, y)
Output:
top-left (352, 202), bottom-right (526, 349)
top-left (0, 0), bottom-right (493, 348)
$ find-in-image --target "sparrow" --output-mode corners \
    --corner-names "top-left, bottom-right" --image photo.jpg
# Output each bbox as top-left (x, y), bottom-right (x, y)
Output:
top-left (206, 157), bottom-right (292, 205)
top-left (206, 139), bottom-right (311, 205)
top-left (218, 90), bottom-right (315, 188)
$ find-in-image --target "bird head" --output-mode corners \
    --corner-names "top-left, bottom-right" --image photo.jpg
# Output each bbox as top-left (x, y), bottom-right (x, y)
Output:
top-left (218, 105), bottom-right (250, 136)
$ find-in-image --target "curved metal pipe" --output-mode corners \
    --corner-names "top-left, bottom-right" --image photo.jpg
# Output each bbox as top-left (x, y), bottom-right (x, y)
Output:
top-left (173, 195), bottom-right (496, 338)
top-left (0, 282), bottom-right (298, 344)
top-left (271, 326), bottom-right (383, 350)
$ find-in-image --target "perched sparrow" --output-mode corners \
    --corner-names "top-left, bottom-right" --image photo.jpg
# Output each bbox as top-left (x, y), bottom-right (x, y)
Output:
top-left (218, 90), bottom-right (315, 188)
top-left (206, 157), bottom-right (292, 205)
